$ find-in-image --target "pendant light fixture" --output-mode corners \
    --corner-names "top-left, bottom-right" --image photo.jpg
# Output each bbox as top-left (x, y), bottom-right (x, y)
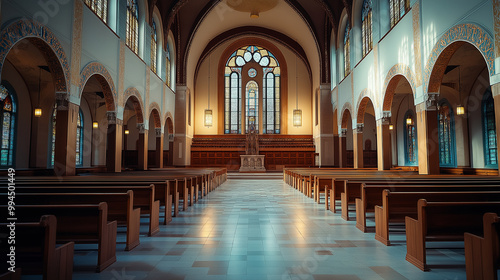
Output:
top-left (92, 94), bottom-right (98, 129)
top-left (406, 95), bottom-right (412, 125)
top-left (293, 55), bottom-right (302, 127)
top-left (456, 66), bottom-right (465, 115)
top-left (204, 53), bottom-right (213, 127)
top-left (34, 66), bottom-right (49, 117)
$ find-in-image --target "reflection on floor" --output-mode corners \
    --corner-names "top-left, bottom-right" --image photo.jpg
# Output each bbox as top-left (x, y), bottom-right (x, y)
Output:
top-left (67, 177), bottom-right (466, 280)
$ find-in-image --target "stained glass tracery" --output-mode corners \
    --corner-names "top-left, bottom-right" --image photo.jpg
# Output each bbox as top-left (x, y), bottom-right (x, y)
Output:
top-left (126, 0), bottom-right (139, 54)
top-left (0, 85), bottom-right (15, 167)
top-left (404, 110), bottom-right (417, 166)
top-left (438, 100), bottom-right (456, 167)
top-left (344, 23), bottom-right (351, 77)
top-left (390, 0), bottom-right (410, 28)
top-left (151, 21), bottom-right (158, 74)
top-left (224, 45), bottom-right (281, 134)
top-left (84, 0), bottom-right (108, 23)
top-left (362, 0), bottom-right (373, 57)
top-left (483, 90), bottom-right (497, 167)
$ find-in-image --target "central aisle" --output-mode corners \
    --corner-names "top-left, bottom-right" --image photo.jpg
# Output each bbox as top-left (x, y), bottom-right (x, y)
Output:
top-left (73, 178), bottom-right (466, 280)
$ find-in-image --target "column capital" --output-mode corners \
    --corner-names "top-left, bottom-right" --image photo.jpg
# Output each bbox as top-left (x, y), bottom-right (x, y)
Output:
top-left (155, 128), bottom-right (162, 137)
top-left (425, 92), bottom-right (439, 111)
top-left (340, 128), bottom-right (347, 137)
top-left (356, 123), bottom-right (364, 133)
top-left (381, 111), bottom-right (391, 124)
top-left (107, 111), bottom-right (117, 124)
top-left (55, 92), bottom-right (69, 110)
top-left (137, 123), bottom-right (146, 134)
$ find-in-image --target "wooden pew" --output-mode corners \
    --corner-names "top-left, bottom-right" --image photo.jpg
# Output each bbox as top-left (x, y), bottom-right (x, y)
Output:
top-left (356, 184), bottom-right (500, 233)
top-left (3, 191), bottom-right (140, 251)
top-left (0, 216), bottom-right (73, 280)
top-left (464, 213), bottom-right (500, 280)
top-left (405, 200), bottom-right (500, 271)
top-left (14, 185), bottom-right (160, 236)
top-left (2, 204), bottom-right (116, 272)
top-left (374, 190), bottom-right (500, 245)
top-left (0, 269), bottom-right (21, 280)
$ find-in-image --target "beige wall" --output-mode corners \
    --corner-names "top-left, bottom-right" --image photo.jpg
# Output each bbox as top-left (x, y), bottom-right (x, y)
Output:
top-left (193, 36), bottom-right (313, 135)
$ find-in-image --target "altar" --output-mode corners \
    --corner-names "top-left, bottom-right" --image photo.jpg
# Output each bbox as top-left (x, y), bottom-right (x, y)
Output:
top-left (239, 124), bottom-right (266, 172)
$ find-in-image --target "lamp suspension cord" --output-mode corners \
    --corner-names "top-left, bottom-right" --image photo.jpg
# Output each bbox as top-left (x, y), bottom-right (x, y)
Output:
top-left (208, 54), bottom-right (211, 110)
top-left (295, 55), bottom-right (298, 110)
top-left (38, 67), bottom-right (41, 107)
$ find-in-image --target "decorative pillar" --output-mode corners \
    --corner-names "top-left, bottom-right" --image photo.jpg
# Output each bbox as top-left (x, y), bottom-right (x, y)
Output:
top-left (137, 123), bottom-right (148, 170)
top-left (417, 93), bottom-right (440, 175)
top-left (333, 134), bottom-right (340, 167)
top-left (491, 83), bottom-right (500, 173)
top-left (316, 84), bottom-right (334, 166)
top-left (353, 124), bottom-right (364, 168)
top-left (174, 86), bottom-right (190, 166)
top-left (377, 111), bottom-right (392, 170)
top-left (339, 128), bottom-right (348, 168)
top-left (106, 112), bottom-right (122, 173)
top-left (54, 93), bottom-right (78, 176)
top-left (155, 128), bottom-right (164, 168)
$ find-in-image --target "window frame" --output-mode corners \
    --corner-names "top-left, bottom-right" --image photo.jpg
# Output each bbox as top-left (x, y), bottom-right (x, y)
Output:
top-left (84, 0), bottom-right (108, 24)
top-left (437, 99), bottom-right (457, 167)
top-left (76, 109), bottom-right (84, 167)
top-left (482, 89), bottom-right (497, 168)
top-left (389, 0), bottom-right (410, 29)
top-left (344, 22), bottom-right (351, 77)
top-left (403, 110), bottom-right (418, 166)
top-left (151, 21), bottom-right (158, 74)
top-left (126, 0), bottom-right (139, 54)
top-left (0, 83), bottom-right (16, 168)
top-left (361, 0), bottom-right (373, 57)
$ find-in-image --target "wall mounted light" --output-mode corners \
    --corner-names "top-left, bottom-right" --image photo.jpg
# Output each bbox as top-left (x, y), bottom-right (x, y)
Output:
top-left (124, 129), bottom-right (130, 135)
top-left (389, 124), bottom-right (394, 130)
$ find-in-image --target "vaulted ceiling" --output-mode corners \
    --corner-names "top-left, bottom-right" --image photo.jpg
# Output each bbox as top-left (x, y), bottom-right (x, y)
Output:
top-left (149, 0), bottom-right (353, 84)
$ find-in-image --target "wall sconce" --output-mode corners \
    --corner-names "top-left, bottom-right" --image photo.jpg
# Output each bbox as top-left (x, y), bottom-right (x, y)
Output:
top-left (389, 124), bottom-right (394, 130)
top-left (293, 109), bottom-right (302, 127)
top-left (124, 129), bottom-right (130, 135)
top-left (456, 105), bottom-right (465, 116)
top-left (204, 109), bottom-right (213, 127)
top-left (93, 121), bottom-right (99, 129)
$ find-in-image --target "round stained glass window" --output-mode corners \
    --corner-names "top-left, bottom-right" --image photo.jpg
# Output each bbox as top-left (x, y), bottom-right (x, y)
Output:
top-left (248, 68), bottom-right (257, 78)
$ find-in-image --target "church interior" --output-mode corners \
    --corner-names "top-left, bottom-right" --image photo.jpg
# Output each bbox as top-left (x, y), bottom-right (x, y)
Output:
top-left (1, 0), bottom-right (500, 279)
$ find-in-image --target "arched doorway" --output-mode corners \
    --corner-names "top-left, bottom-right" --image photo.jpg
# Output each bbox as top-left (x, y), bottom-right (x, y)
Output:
top-left (147, 105), bottom-right (162, 168)
top-left (163, 115), bottom-right (174, 167)
top-left (340, 106), bottom-right (353, 168)
top-left (122, 91), bottom-right (146, 170)
top-left (356, 95), bottom-right (377, 168)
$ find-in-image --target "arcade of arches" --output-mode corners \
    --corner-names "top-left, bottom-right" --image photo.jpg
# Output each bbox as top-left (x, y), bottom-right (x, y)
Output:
top-left (1, 0), bottom-right (500, 176)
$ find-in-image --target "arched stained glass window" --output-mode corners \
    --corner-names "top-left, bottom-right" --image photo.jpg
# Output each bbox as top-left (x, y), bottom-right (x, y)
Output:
top-left (76, 109), bottom-right (84, 167)
top-left (126, 0), bottom-right (139, 54)
top-left (438, 100), bottom-right (456, 167)
top-left (84, 0), bottom-right (108, 23)
top-left (362, 0), bottom-right (373, 57)
top-left (390, 0), bottom-right (410, 28)
top-left (482, 89), bottom-right (497, 167)
top-left (0, 85), bottom-right (16, 167)
top-left (151, 21), bottom-right (158, 73)
top-left (344, 22), bottom-right (351, 77)
top-left (50, 105), bottom-right (57, 167)
top-left (404, 110), bottom-right (417, 166)
top-left (166, 43), bottom-right (172, 88)
top-left (151, 21), bottom-right (158, 74)
top-left (246, 81), bottom-right (259, 133)
top-left (224, 45), bottom-right (281, 134)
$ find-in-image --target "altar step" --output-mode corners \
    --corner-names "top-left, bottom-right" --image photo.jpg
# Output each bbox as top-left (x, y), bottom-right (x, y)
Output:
top-left (227, 172), bottom-right (283, 180)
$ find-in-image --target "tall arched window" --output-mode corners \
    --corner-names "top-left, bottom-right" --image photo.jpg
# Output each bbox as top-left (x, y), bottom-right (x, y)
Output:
top-left (224, 46), bottom-right (281, 134)
top-left (126, 0), bottom-right (139, 54)
top-left (438, 100), bottom-right (456, 167)
top-left (84, 0), bottom-right (108, 23)
top-left (246, 81), bottom-right (259, 133)
top-left (482, 89), bottom-right (497, 168)
top-left (361, 0), bottom-right (373, 57)
top-left (151, 21), bottom-right (158, 74)
top-left (50, 105), bottom-right (57, 167)
top-left (390, 0), bottom-right (410, 28)
top-left (0, 85), bottom-right (16, 167)
top-left (76, 109), bottom-right (84, 167)
top-left (166, 43), bottom-right (172, 88)
top-left (404, 110), bottom-right (417, 166)
top-left (344, 22), bottom-right (351, 77)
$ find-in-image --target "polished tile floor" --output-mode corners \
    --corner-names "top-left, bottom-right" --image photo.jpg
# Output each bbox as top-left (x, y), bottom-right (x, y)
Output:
top-left (68, 177), bottom-right (467, 280)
